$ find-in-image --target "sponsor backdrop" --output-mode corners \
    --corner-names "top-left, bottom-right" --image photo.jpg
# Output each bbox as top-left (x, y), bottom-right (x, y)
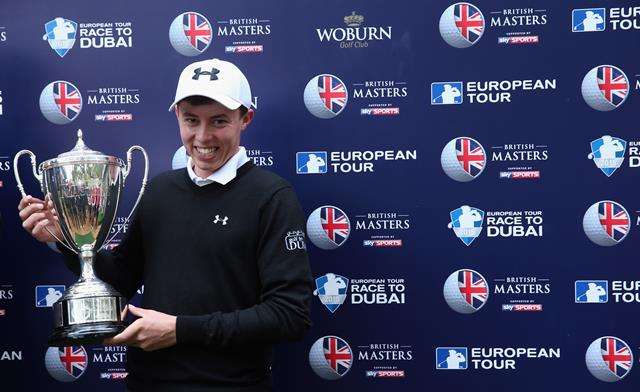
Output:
top-left (0, 0), bottom-right (639, 390)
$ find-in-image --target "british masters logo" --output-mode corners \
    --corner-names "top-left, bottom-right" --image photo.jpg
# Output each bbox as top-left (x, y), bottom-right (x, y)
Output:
top-left (313, 273), bottom-right (349, 313)
top-left (39, 81), bottom-right (82, 124)
top-left (491, 142), bottom-right (548, 180)
top-left (443, 269), bottom-right (489, 314)
top-left (43, 17), bottom-right (77, 57)
top-left (169, 12), bottom-right (212, 56)
top-left (581, 65), bottom-right (629, 111)
top-left (440, 137), bottom-right (486, 182)
top-left (588, 136), bottom-right (626, 177)
top-left (306, 206), bottom-right (351, 250)
top-left (585, 337), bottom-right (633, 382)
top-left (309, 336), bottom-right (353, 380)
top-left (447, 205), bottom-right (484, 246)
top-left (439, 3), bottom-right (485, 48)
top-left (491, 8), bottom-right (548, 45)
top-left (304, 74), bottom-right (348, 119)
top-left (353, 80), bottom-right (406, 116)
top-left (45, 346), bottom-right (88, 382)
top-left (583, 201), bottom-right (630, 246)
top-left (218, 17), bottom-right (271, 54)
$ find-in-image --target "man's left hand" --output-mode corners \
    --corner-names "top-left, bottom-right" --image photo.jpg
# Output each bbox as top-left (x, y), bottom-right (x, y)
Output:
top-left (104, 304), bottom-right (177, 351)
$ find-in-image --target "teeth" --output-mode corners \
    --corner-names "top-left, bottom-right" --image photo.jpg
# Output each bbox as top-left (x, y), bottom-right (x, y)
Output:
top-left (196, 147), bottom-right (217, 154)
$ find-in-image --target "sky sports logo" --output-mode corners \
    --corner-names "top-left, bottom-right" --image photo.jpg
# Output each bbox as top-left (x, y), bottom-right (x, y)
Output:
top-left (95, 114), bottom-right (132, 121)
top-left (360, 107), bottom-right (399, 116)
top-left (497, 36), bottom-right (539, 45)
top-left (225, 45), bottom-right (263, 53)
top-left (499, 171), bottom-right (540, 180)
top-left (501, 304), bottom-right (542, 312)
top-left (363, 239), bottom-right (402, 247)
top-left (365, 370), bottom-right (405, 378)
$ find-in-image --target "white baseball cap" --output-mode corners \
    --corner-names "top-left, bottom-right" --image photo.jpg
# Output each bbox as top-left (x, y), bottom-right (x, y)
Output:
top-left (169, 58), bottom-right (252, 111)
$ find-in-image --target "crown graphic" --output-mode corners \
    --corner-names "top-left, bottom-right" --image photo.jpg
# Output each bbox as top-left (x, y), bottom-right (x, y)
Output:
top-left (344, 11), bottom-right (364, 27)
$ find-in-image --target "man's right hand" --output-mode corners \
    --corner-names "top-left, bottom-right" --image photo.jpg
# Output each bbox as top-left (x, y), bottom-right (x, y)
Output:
top-left (18, 195), bottom-right (63, 243)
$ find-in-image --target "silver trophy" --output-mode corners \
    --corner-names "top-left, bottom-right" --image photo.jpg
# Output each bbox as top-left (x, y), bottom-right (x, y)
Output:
top-left (14, 129), bottom-right (148, 346)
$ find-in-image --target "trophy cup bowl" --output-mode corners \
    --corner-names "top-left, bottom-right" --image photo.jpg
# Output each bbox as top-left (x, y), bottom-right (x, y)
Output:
top-left (14, 130), bottom-right (148, 346)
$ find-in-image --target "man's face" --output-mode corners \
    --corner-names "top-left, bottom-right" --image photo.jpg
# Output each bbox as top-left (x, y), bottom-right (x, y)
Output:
top-left (176, 100), bottom-right (253, 178)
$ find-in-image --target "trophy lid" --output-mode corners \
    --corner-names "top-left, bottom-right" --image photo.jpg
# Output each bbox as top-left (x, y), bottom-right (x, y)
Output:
top-left (56, 129), bottom-right (104, 158)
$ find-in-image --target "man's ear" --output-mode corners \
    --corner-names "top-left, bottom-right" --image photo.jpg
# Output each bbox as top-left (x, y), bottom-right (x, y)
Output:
top-left (241, 109), bottom-right (254, 130)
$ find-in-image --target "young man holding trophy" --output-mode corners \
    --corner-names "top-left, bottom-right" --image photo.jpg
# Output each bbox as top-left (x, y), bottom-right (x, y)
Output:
top-left (17, 58), bottom-right (313, 391)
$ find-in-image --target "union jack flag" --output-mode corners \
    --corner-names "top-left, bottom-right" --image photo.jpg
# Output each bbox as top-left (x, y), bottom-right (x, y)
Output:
top-left (458, 269), bottom-right (488, 309)
top-left (456, 137), bottom-right (485, 177)
top-left (600, 337), bottom-right (632, 378)
top-left (58, 346), bottom-right (87, 379)
top-left (597, 66), bottom-right (628, 107)
top-left (321, 207), bottom-right (350, 246)
top-left (317, 75), bottom-right (347, 114)
top-left (454, 3), bottom-right (484, 44)
top-left (53, 82), bottom-right (81, 120)
top-left (183, 12), bottom-right (212, 52)
top-left (323, 336), bottom-right (352, 376)
top-left (598, 201), bottom-right (629, 243)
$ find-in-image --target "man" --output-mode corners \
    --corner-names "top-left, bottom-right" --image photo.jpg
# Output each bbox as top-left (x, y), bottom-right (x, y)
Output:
top-left (18, 58), bottom-right (313, 391)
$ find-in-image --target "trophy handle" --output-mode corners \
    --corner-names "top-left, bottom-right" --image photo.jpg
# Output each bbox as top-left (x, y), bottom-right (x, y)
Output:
top-left (103, 145), bottom-right (149, 249)
top-left (13, 150), bottom-right (77, 254)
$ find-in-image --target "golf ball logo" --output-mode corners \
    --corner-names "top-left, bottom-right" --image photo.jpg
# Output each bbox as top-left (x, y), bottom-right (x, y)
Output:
top-left (44, 346), bottom-right (87, 382)
top-left (581, 65), bottom-right (629, 111)
top-left (583, 200), bottom-right (630, 246)
top-left (447, 205), bottom-right (484, 246)
top-left (307, 206), bottom-right (351, 250)
top-left (439, 2), bottom-right (485, 48)
top-left (585, 336), bottom-right (633, 382)
top-left (169, 12), bottom-right (212, 56)
top-left (441, 137), bottom-right (486, 182)
top-left (39, 81), bottom-right (82, 124)
top-left (444, 269), bottom-right (489, 313)
top-left (309, 336), bottom-right (353, 380)
top-left (303, 74), bottom-right (348, 119)
top-left (588, 135), bottom-right (626, 177)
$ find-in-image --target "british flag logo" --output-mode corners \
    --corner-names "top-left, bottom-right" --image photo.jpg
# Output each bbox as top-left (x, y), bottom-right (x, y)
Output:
top-left (53, 82), bottom-right (82, 120)
top-left (597, 66), bottom-right (628, 108)
top-left (454, 3), bottom-right (484, 44)
top-left (457, 269), bottom-right (488, 310)
top-left (57, 346), bottom-right (87, 379)
top-left (183, 12), bottom-right (212, 52)
top-left (456, 137), bottom-right (485, 178)
top-left (323, 336), bottom-right (353, 376)
top-left (600, 337), bottom-right (632, 379)
top-left (321, 207), bottom-right (350, 246)
top-left (598, 201), bottom-right (630, 243)
top-left (317, 75), bottom-right (347, 114)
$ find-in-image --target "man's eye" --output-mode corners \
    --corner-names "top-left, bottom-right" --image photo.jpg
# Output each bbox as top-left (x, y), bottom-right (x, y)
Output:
top-left (185, 118), bottom-right (197, 124)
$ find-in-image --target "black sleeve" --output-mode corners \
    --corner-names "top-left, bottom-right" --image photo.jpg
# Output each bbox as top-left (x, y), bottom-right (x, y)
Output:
top-left (175, 186), bottom-right (313, 348)
top-left (57, 202), bottom-right (145, 300)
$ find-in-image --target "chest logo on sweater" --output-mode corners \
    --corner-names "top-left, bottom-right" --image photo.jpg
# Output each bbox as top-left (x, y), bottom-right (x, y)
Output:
top-left (213, 215), bottom-right (229, 225)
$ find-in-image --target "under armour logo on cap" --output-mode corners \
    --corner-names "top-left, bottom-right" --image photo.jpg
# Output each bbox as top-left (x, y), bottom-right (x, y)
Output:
top-left (192, 67), bottom-right (220, 81)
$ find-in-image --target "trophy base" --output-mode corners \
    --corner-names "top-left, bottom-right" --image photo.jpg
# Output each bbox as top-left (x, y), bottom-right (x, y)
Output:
top-left (48, 321), bottom-right (126, 347)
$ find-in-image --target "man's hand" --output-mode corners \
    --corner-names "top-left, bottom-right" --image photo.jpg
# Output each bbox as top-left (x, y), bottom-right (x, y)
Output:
top-left (104, 305), bottom-right (177, 351)
top-left (18, 195), bottom-right (62, 243)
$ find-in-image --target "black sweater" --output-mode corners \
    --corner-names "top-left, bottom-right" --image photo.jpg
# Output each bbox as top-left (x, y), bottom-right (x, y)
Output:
top-left (59, 162), bottom-right (313, 391)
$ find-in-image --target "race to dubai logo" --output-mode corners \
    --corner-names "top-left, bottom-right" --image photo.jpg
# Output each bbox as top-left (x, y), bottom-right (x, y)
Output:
top-left (169, 12), bottom-right (212, 56)
top-left (39, 81), bottom-right (82, 124)
top-left (439, 2), bottom-right (485, 48)
top-left (585, 336), bottom-right (633, 382)
top-left (588, 135), bottom-right (627, 177)
top-left (581, 65), bottom-right (629, 111)
top-left (583, 200), bottom-right (630, 246)
top-left (443, 269), bottom-right (489, 314)
top-left (307, 206), bottom-right (351, 250)
top-left (313, 273), bottom-right (349, 313)
top-left (42, 17), bottom-right (77, 57)
top-left (447, 205), bottom-right (485, 246)
top-left (309, 336), bottom-right (353, 380)
top-left (441, 137), bottom-right (486, 182)
top-left (303, 74), bottom-right (348, 119)
top-left (44, 346), bottom-right (88, 382)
